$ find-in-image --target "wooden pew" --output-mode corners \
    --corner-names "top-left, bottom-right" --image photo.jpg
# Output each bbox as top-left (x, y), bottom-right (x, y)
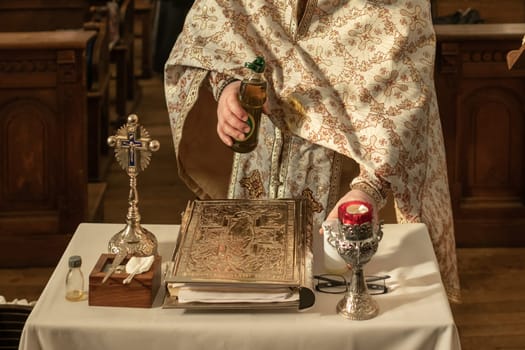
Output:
top-left (433, 0), bottom-right (525, 24)
top-left (0, 1), bottom-right (91, 30)
top-left (91, 0), bottom-right (136, 122)
top-left (0, 30), bottom-right (102, 267)
top-left (115, 0), bottom-right (136, 101)
top-left (434, 23), bottom-right (525, 247)
top-left (0, 0), bottom-right (112, 182)
top-left (84, 17), bottom-right (112, 181)
top-left (135, 0), bottom-right (156, 79)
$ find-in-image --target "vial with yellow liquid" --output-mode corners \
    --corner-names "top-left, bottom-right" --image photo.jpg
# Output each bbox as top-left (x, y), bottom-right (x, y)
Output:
top-left (65, 255), bottom-right (85, 301)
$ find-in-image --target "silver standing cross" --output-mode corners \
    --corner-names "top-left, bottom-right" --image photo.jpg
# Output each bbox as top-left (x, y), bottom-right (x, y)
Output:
top-left (103, 115), bottom-right (160, 283)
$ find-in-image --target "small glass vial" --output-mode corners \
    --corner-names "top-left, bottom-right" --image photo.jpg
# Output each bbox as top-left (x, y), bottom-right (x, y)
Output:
top-left (65, 255), bottom-right (85, 301)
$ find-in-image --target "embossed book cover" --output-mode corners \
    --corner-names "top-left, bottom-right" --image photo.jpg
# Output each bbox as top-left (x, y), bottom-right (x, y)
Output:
top-left (163, 199), bottom-right (315, 310)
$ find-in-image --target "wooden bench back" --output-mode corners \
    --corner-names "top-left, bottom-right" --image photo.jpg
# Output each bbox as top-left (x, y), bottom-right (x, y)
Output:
top-left (0, 1), bottom-right (91, 32)
top-left (433, 0), bottom-right (525, 23)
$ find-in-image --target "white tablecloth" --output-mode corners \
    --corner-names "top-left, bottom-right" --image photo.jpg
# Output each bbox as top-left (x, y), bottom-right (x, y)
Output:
top-left (19, 223), bottom-right (461, 350)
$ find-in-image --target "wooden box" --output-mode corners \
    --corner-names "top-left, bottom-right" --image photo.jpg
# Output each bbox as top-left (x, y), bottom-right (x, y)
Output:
top-left (89, 254), bottom-right (161, 308)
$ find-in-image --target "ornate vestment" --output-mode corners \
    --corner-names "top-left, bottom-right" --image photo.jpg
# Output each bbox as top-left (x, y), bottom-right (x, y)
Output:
top-left (164, 0), bottom-right (461, 302)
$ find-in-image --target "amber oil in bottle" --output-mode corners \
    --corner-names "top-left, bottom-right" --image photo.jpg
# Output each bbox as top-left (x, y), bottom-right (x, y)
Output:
top-left (231, 56), bottom-right (267, 153)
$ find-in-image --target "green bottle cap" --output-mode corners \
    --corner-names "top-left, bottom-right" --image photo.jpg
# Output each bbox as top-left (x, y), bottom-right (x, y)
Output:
top-left (244, 56), bottom-right (265, 73)
top-left (69, 255), bottom-right (82, 268)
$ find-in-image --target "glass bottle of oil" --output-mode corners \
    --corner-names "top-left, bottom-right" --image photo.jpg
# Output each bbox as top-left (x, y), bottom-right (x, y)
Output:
top-left (65, 255), bottom-right (85, 301)
top-left (231, 56), bottom-right (267, 153)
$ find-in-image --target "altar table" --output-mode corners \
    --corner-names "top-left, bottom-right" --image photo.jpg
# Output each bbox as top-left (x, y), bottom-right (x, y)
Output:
top-left (19, 223), bottom-right (461, 350)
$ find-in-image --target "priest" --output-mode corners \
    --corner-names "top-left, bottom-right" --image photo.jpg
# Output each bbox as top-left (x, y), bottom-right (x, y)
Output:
top-left (164, 0), bottom-right (461, 302)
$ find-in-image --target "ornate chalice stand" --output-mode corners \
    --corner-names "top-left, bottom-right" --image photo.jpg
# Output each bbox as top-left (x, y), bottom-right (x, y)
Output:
top-left (334, 201), bottom-right (383, 320)
top-left (106, 114), bottom-right (160, 260)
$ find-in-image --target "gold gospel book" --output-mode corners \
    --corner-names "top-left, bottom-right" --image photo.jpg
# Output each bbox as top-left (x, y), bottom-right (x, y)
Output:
top-left (163, 198), bottom-right (315, 310)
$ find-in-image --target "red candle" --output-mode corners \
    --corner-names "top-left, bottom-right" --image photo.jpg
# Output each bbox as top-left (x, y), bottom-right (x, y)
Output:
top-left (338, 201), bottom-right (373, 225)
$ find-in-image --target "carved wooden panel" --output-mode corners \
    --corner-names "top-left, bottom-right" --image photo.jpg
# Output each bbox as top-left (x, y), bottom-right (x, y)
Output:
top-left (460, 85), bottom-right (523, 199)
top-left (1, 99), bottom-right (58, 213)
top-left (435, 24), bottom-right (525, 247)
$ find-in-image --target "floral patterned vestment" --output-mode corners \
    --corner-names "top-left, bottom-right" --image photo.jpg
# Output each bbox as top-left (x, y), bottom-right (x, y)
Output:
top-left (165, 0), bottom-right (461, 302)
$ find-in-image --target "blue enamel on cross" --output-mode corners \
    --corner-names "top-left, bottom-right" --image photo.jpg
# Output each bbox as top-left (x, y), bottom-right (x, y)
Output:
top-left (107, 114), bottom-right (160, 175)
top-left (121, 131), bottom-right (143, 167)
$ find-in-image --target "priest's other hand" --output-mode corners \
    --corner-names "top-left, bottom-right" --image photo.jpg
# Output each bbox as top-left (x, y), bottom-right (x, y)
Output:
top-left (320, 189), bottom-right (378, 234)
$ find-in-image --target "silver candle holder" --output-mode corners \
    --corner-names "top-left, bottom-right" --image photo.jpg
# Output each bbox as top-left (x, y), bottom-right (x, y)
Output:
top-left (334, 201), bottom-right (383, 320)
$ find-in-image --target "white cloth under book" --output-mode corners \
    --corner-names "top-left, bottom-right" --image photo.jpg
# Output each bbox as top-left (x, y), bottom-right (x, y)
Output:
top-left (169, 284), bottom-right (300, 304)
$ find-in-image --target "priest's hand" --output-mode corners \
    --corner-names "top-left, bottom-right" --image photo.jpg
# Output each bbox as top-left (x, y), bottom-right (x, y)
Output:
top-left (216, 81), bottom-right (245, 146)
top-left (216, 81), bottom-right (269, 147)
